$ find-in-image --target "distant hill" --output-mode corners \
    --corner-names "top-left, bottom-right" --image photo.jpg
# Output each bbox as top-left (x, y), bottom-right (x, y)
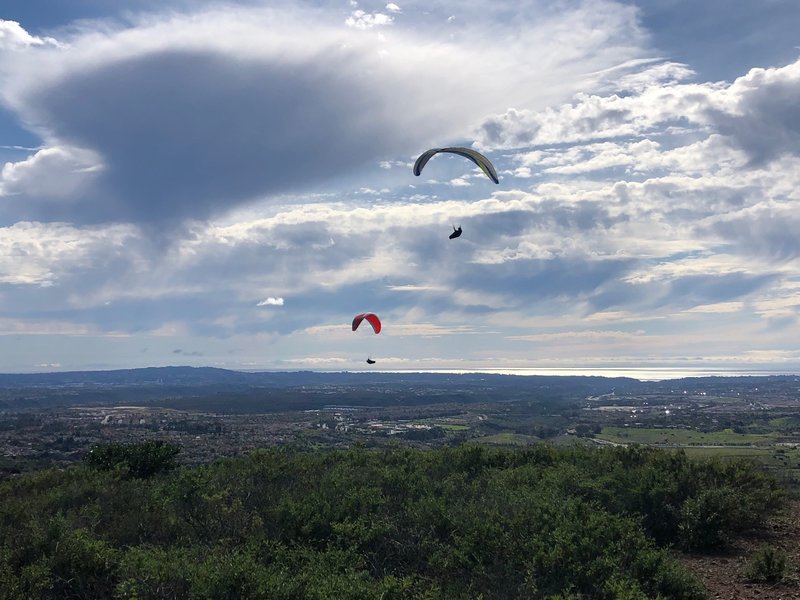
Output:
top-left (1, 364), bottom-right (798, 390)
top-left (0, 366), bottom-right (255, 387)
top-left (0, 365), bottom-right (645, 389)
top-left (1, 366), bottom-right (797, 412)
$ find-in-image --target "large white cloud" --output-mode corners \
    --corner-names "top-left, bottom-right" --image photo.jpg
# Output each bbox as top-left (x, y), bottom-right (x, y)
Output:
top-left (0, 221), bottom-right (135, 286)
top-left (0, 19), bottom-right (60, 51)
top-left (0, 146), bottom-right (102, 213)
top-left (0, 1), bottom-right (645, 227)
top-left (476, 56), bottom-right (800, 178)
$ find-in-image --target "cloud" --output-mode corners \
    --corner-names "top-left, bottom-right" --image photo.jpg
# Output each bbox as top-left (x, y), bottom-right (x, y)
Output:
top-left (508, 329), bottom-right (644, 342)
top-left (387, 323), bottom-right (481, 337)
top-left (474, 60), bottom-right (708, 150)
top-left (345, 10), bottom-right (394, 29)
top-left (477, 56), bottom-right (800, 176)
top-left (257, 297), bottom-right (285, 306)
top-left (707, 60), bottom-right (800, 164)
top-left (0, 3), bottom-right (646, 227)
top-left (683, 301), bottom-right (744, 314)
top-left (4, 7), bottom-right (800, 371)
top-left (0, 318), bottom-right (95, 335)
top-left (173, 348), bottom-right (203, 356)
top-left (0, 20), bottom-right (60, 51)
top-left (0, 221), bottom-right (136, 286)
top-left (386, 284), bottom-right (443, 292)
top-left (1, 146), bottom-right (102, 219)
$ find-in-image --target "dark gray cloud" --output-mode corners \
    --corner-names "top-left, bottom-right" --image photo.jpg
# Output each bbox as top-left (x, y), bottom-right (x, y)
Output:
top-left (464, 201), bottom-right (623, 238)
top-left (19, 49), bottom-right (395, 226)
top-left (708, 67), bottom-right (800, 165)
top-left (582, 271), bottom-right (778, 316)
top-left (454, 256), bottom-right (636, 306)
top-left (663, 272), bottom-right (776, 308)
top-left (706, 211), bottom-right (800, 261)
top-left (173, 348), bottom-right (202, 356)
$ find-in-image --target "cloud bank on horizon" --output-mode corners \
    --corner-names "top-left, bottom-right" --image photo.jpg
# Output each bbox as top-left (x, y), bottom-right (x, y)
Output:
top-left (0, 0), bottom-right (799, 373)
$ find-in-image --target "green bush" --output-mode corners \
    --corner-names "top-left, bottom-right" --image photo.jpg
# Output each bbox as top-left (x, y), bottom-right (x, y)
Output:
top-left (678, 487), bottom-right (737, 551)
top-left (4, 444), bottom-right (789, 598)
top-left (743, 544), bottom-right (788, 583)
top-left (85, 440), bottom-right (180, 479)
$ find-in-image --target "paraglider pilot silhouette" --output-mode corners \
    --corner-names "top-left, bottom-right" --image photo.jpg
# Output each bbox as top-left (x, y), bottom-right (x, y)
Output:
top-left (449, 225), bottom-right (462, 240)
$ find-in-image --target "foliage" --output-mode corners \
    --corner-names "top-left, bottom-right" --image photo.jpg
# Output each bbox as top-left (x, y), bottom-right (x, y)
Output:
top-left (0, 442), bottom-right (787, 599)
top-left (84, 440), bottom-right (181, 479)
top-left (743, 544), bottom-right (789, 583)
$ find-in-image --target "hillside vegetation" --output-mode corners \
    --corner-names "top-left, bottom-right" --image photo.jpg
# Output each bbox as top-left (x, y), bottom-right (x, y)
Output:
top-left (0, 443), bottom-right (786, 599)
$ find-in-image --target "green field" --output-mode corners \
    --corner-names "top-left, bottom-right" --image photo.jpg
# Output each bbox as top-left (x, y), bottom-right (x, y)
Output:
top-left (477, 432), bottom-right (540, 446)
top-left (679, 446), bottom-right (772, 459)
top-left (598, 426), bottom-right (779, 446)
top-left (437, 424), bottom-right (470, 431)
top-left (596, 427), bottom-right (800, 492)
top-left (768, 416), bottom-right (800, 428)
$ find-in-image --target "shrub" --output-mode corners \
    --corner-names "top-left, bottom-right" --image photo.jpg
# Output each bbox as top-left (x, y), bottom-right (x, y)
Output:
top-left (85, 440), bottom-right (180, 479)
top-left (678, 487), bottom-right (737, 551)
top-left (743, 544), bottom-right (788, 583)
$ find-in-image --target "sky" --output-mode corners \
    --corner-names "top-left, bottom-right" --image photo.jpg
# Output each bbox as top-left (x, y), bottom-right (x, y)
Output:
top-left (1, 0), bottom-right (800, 374)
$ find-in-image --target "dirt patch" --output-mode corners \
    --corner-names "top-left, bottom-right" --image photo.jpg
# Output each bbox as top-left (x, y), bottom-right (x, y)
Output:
top-left (679, 500), bottom-right (800, 599)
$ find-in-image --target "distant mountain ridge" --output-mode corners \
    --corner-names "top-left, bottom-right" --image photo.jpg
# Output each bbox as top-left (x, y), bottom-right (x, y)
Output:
top-left (1, 365), bottom-right (797, 413)
top-left (0, 365), bottom-right (643, 388)
top-left (0, 365), bottom-right (796, 389)
top-left (0, 366), bottom-right (253, 387)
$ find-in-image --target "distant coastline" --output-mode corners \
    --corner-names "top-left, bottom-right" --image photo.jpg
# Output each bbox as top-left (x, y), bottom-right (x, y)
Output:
top-left (1, 365), bottom-right (799, 383)
top-left (255, 367), bottom-right (800, 382)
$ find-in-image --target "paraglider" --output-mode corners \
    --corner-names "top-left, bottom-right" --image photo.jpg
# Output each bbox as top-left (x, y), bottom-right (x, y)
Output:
top-left (413, 147), bottom-right (499, 184)
top-left (449, 225), bottom-right (462, 240)
top-left (352, 313), bottom-right (381, 334)
top-left (353, 314), bottom-right (381, 365)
